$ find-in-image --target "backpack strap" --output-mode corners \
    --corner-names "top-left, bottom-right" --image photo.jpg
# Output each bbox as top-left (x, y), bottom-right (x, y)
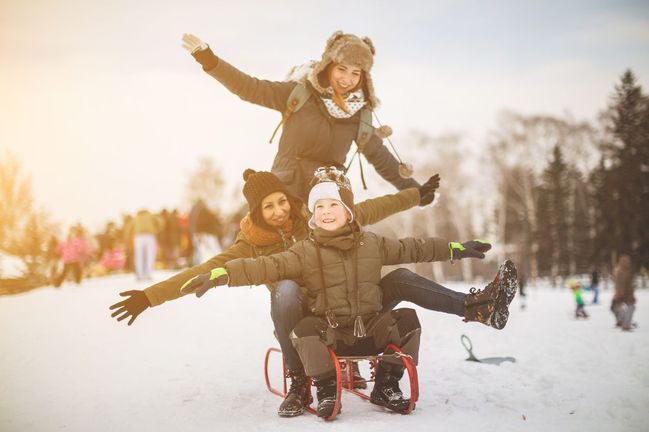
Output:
top-left (345, 107), bottom-right (374, 189)
top-left (268, 82), bottom-right (312, 144)
top-left (355, 108), bottom-right (374, 152)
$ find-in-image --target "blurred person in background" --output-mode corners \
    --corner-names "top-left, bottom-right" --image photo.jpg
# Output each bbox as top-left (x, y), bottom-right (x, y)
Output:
top-left (53, 225), bottom-right (94, 287)
top-left (568, 279), bottom-right (589, 319)
top-left (612, 254), bottom-right (636, 331)
top-left (125, 209), bottom-right (162, 282)
top-left (45, 234), bottom-right (61, 282)
top-left (590, 267), bottom-right (600, 304)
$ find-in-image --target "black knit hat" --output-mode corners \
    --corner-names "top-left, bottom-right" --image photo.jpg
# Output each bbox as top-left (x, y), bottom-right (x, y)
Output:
top-left (242, 169), bottom-right (291, 212)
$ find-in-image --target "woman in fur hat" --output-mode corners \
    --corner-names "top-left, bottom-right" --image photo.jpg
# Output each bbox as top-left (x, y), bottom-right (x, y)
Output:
top-left (181, 31), bottom-right (428, 204)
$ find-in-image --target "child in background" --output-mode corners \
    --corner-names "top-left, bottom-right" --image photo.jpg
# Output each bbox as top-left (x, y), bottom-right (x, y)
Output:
top-left (568, 279), bottom-right (589, 319)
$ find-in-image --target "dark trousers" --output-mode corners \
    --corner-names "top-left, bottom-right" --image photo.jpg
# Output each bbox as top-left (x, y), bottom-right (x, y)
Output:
top-left (54, 263), bottom-right (82, 287)
top-left (290, 308), bottom-right (421, 378)
top-left (270, 268), bottom-right (466, 372)
top-left (270, 280), bottom-right (309, 371)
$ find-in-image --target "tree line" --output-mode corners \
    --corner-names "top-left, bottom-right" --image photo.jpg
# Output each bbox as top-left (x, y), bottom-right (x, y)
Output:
top-left (373, 69), bottom-right (647, 283)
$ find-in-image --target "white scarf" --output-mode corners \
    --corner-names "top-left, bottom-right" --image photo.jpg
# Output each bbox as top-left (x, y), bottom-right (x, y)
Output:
top-left (320, 89), bottom-right (366, 119)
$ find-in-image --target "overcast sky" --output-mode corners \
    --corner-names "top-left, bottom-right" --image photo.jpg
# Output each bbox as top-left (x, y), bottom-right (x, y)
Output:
top-left (1, 0), bottom-right (648, 231)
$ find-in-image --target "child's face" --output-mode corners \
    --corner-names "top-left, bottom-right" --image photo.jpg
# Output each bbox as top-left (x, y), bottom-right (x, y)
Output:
top-left (314, 198), bottom-right (350, 231)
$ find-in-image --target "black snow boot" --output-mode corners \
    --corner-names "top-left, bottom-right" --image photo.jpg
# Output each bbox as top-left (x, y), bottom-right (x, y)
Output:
top-left (278, 368), bottom-right (310, 417)
top-left (370, 362), bottom-right (411, 413)
top-left (314, 374), bottom-right (339, 418)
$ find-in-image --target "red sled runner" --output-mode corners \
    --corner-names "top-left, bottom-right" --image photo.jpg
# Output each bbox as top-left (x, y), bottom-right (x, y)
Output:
top-left (264, 343), bottom-right (419, 421)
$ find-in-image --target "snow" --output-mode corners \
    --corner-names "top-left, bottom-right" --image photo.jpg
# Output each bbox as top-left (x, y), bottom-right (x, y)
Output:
top-left (1, 272), bottom-right (647, 432)
top-left (0, 251), bottom-right (25, 279)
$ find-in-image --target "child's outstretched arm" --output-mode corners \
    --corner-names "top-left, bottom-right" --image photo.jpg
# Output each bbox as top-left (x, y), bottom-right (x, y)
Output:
top-left (379, 234), bottom-right (492, 265)
top-left (179, 242), bottom-right (307, 298)
top-left (181, 33), bottom-right (294, 112)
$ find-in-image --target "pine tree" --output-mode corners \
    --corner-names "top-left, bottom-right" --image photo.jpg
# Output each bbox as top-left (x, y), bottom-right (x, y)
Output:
top-left (567, 169), bottom-right (591, 274)
top-left (599, 69), bottom-right (649, 268)
top-left (534, 183), bottom-right (552, 277)
top-left (540, 145), bottom-right (570, 279)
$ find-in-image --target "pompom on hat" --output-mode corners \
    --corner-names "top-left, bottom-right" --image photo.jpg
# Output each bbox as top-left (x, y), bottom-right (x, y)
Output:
top-left (242, 168), bottom-right (292, 213)
top-left (307, 166), bottom-right (355, 228)
top-left (308, 31), bottom-right (379, 109)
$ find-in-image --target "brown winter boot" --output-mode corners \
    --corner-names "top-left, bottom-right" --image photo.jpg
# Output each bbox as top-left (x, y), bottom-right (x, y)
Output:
top-left (277, 368), bottom-right (311, 417)
top-left (463, 286), bottom-right (496, 326)
top-left (464, 260), bottom-right (518, 330)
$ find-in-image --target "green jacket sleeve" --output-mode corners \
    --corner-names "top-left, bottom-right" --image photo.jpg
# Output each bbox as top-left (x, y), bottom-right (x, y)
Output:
top-left (143, 234), bottom-right (254, 307)
top-left (377, 234), bottom-right (450, 265)
top-left (354, 188), bottom-right (420, 226)
top-left (224, 242), bottom-right (306, 287)
top-left (201, 55), bottom-right (295, 112)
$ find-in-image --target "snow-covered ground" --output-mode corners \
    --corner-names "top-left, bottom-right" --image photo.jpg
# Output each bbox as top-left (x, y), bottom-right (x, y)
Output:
top-left (1, 272), bottom-right (647, 432)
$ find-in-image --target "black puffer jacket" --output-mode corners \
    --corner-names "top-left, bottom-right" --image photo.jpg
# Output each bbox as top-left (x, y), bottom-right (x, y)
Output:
top-left (192, 49), bottom-right (420, 202)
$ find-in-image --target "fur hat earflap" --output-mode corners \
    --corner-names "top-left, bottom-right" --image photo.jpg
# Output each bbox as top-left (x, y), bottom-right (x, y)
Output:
top-left (285, 60), bottom-right (317, 82)
top-left (308, 31), bottom-right (379, 109)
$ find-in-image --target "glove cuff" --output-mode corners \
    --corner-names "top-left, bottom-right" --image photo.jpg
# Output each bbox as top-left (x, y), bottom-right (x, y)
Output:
top-left (209, 267), bottom-right (229, 285)
top-left (449, 241), bottom-right (465, 262)
top-left (192, 46), bottom-right (219, 70)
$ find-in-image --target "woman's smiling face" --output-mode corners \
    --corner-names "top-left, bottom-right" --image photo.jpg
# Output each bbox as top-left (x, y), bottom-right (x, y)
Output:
top-left (329, 63), bottom-right (362, 95)
top-left (261, 192), bottom-right (291, 227)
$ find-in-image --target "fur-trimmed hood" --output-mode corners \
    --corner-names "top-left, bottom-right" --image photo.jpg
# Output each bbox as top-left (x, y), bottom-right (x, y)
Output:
top-left (287, 31), bottom-right (379, 110)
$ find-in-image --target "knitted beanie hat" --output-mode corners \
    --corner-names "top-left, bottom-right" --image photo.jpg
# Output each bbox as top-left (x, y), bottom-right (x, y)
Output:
top-left (308, 31), bottom-right (379, 109)
top-left (242, 169), bottom-right (292, 212)
top-left (307, 166), bottom-right (355, 228)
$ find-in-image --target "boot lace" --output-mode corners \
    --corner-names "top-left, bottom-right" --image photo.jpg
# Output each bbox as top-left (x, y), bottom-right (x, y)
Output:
top-left (287, 371), bottom-right (307, 396)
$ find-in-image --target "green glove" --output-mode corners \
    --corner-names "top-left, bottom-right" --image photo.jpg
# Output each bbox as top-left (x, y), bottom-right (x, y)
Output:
top-left (180, 267), bottom-right (229, 298)
top-left (449, 240), bottom-right (492, 261)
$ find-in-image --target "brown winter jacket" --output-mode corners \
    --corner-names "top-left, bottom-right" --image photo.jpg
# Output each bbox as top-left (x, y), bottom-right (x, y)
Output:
top-left (225, 223), bottom-right (450, 327)
top-left (143, 188), bottom-right (421, 306)
top-left (614, 256), bottom-right (635, 304)
top-left (126, 210), bottom-right (162, 237)
top-left (193, 50), bottom-right (420, 202)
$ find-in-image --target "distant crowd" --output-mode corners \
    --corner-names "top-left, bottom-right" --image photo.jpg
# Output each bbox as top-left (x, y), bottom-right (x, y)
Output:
top-left (46, 200), bottom-right (244, 286)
